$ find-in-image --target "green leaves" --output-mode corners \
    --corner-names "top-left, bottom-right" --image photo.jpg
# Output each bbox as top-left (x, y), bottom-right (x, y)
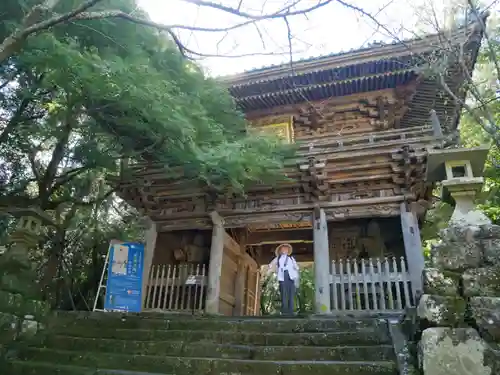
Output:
top-left (1, 0), bottom-right (293, 213)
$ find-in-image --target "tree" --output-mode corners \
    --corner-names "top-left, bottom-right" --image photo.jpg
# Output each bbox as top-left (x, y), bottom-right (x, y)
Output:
top-left (260, 264), bottom-right (315, 315)
top-left (408, 1), bottom-right (500, 229)
top-left (0, 0), bottom-right (309, 307)
top-left (1, 0), bottom-right (297, 219)
top-left (0, 0), bottom-right (348, 62)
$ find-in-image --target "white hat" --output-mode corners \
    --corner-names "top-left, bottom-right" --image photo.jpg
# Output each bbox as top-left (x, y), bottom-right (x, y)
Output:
top-left (275, 243), bottom-right (293, 257)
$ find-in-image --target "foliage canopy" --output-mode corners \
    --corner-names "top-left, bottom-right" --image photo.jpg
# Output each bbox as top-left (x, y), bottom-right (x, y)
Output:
top-left (0, 0), bottom-right (293, 307)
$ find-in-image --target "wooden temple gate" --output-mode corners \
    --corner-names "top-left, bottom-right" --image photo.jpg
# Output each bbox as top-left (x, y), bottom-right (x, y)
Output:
top-left (112, 25), bottom-right (482, 316)
top-left (144, 218), bottom-right (261, 315)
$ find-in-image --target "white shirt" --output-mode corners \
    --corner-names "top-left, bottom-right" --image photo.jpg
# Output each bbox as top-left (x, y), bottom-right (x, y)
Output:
top-left (269, 255), bottom-right (299, 281)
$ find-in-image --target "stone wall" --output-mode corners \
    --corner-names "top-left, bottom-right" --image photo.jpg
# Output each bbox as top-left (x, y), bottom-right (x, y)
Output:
top-left (416, 223), bottom-right (500, 374)
top-left (0, 253), bottom-right (48, 359)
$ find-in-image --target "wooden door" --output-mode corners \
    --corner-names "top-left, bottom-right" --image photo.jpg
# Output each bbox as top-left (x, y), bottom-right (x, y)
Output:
top-left (218, 233), bottom-right (240, 315)
top-left (243, 255), bottom-right (259, 316)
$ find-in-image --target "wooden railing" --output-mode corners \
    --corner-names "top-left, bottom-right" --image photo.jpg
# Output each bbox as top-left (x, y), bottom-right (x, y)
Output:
top-left (144, 264), bottom-right (207, 312)
top-left (330, 257), bottom-right (414, 312)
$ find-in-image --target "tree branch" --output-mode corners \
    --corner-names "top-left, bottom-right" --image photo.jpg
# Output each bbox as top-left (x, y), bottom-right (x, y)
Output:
top-left (1, 0), bottom-right (336, 60)
top-left (182, 0), bottom-right (333, 20)
top-left (46, 189), bottom-right (114, 210)
top-left (51, 166), bottom-right (92, 193)
top-left (0, 0), bottom-right (104, 62)
top-left (467, 0), bottom-right (500, 89)
top-left (39, 120), bottom-right (73, 205)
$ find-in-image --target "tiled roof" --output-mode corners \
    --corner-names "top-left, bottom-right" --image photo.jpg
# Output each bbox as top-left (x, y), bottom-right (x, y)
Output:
top-left (219, 19), bottom-right (484, 86)
top-left (219, 19), bottom-right (486, 131)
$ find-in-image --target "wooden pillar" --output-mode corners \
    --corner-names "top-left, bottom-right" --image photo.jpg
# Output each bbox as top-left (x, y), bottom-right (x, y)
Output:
top-left (206, 211), bottom-right (225, 315)
top-left (400, 202), bottom-right (425, 300)
top-left (313, 206), bottom-right (331, 314)
top-left (141, 218), bottom-right (157, 310)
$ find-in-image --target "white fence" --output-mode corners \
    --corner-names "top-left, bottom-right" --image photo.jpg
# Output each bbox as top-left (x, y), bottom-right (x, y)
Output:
top-left (144, 264), bottom-right (207, 312)
top-left (330, 257), bottom-right (414, 312)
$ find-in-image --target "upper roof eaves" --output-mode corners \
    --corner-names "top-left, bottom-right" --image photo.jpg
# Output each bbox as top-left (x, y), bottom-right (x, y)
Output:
top-left (219, 21), bottom-right (483, 88)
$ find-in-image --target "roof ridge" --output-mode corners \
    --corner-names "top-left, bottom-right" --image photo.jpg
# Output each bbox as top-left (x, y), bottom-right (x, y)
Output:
top-left (220, 16), bottom-right (487, 86)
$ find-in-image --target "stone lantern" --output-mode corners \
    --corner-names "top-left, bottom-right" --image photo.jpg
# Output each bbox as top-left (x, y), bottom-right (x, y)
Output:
top-left (8, 214), bottom-right (43, 261)
top-left (426, 146), bottom-right (490, 226)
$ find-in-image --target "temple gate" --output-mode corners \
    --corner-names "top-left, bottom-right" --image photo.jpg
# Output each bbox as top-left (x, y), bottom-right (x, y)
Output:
top-left (110, 22), bottom-right (484, 316)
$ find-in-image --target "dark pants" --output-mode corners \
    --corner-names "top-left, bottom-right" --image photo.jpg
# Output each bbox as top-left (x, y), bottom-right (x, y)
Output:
top-left (279, 270), bottom-right (295, 315)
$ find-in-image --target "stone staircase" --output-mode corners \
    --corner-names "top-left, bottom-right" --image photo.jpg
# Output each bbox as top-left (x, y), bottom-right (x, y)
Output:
top-left (5, 312), bottom-right (403, 374)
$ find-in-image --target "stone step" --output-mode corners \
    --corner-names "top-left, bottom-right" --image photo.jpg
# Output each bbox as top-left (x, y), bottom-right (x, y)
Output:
top-left (49, 311), bottom-right (389, 333)
top-left (38, 335), bottom-right (395, 362)
top-left (5, 361), bottom-right (168, 375)
top-left (43, 327), bottom-right (390, 346)
top-left (17, 348), bottom-right (399, 375)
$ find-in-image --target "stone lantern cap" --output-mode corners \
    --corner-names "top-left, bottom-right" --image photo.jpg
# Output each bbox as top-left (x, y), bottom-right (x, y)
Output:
top-left (425, 146), bottom-right (489, 183)
top-left (426, 146), bottom-right (491, 225)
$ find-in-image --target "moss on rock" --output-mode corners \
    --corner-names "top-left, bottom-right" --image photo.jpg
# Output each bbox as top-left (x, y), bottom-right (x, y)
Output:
top-left (431, 240), bottom-right (483, 271)
top-left (0, 291), bottom-right (48, 320)
top-left (419, 328), bottom-right (492, 375)
top-left (423, 268), bottom-right (461, 296)
top-left (469, 297), bottom-right (500, 343)
top-left (417, 294), bottom-right (466, 327)
top-left (463, 267), bottom-right (500, 297)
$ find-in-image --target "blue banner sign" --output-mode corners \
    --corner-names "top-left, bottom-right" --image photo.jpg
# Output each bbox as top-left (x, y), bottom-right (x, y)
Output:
top-left (104, 241), bottom-right (144, 313)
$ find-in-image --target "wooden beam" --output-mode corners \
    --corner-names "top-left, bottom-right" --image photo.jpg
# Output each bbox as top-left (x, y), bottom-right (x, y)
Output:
top-left (215, 195), bottom-right (407, 216)
top-left (155, 201), bottom-right (404, 231)
top-left (205, 211), bottom-right (225, 315)
top-left (255, 244), bottom-right (315, 265)
top-left (243, 88), bottom-right (409, 120)
top-left (119, 128), bottom-right (435, 180)
top-left (400, 202), bottom-right (425, 299)
top-left (247, 229), bottom-right (313, 245)
top-left (147, 194), bottom-right (398, 220)
top-left (313, 207), bottom-right (331, 314)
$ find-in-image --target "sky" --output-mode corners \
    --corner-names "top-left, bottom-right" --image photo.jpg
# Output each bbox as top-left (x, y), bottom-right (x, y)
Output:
top-left (135, 0), bottom-right (492, 77)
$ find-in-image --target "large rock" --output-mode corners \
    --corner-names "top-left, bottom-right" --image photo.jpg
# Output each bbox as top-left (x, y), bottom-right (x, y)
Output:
top-left (417, 294), bottom-right (466, 327)
top-left (0, 290), bottom-right (48, 320)
top-left (0, 311), bottom-right (18, 346)
top-left (477, 224), bottom-right (500, 240)
top-left (440, 225), bottom-right (481, 243)
top-left (469, 297), bottom-right (500, 343)
top-left (462, 268), bottom-right (500, 297)
top-left (431, 240), bottom-right (483, 271)
top-left (423, 268), bottom-right (460, 296)
top-left (419, 327), bottom-right (492, 375)
top-left (481, 238), bottom-right (500, 266)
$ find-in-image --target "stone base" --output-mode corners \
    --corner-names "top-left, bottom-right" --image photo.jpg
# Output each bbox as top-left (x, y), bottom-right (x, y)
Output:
top-left (431, 239), bottom-right (482, 271)
top-left (417, 294), bottom-right (466, 326)
top-left (419, 328), bottom-right (493, 375)
top-left (470, 297), bottom-right (500, 343)
top-left (463, 268), bottom-right (500, 297)
top-left (423, 268), bottom-right (460, 296)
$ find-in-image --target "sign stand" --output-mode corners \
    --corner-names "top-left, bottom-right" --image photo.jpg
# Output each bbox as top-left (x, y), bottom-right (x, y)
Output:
top-left (93, 243), bottom-right (111, 312)
top-left (92, 240), bottom-right (145, 313)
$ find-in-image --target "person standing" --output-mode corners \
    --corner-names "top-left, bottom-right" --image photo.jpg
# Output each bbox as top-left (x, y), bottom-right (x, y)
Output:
top-left (268, 243), bottom-right (299, 315)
